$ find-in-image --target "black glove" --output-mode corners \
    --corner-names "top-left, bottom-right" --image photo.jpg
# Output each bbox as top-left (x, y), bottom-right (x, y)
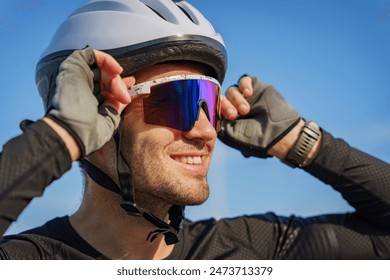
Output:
top-left (47, 47), bottom-right (121, 157)
top-left (218, 76), bottom-right (300, 158)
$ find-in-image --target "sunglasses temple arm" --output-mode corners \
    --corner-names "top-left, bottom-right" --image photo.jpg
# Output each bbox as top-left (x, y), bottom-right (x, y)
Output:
top-left (128, 89), bottom-right (138, 99)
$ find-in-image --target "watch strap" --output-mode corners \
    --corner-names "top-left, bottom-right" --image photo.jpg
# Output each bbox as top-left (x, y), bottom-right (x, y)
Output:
top-left (282, 121), bottom-right (321, 168)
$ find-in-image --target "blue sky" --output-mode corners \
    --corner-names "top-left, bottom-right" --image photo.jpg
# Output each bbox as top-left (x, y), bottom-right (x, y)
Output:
top-left (0, 0), bottom-right (389, 234)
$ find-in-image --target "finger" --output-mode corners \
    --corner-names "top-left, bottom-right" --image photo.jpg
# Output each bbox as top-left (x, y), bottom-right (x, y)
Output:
top-left (93, 49), bottom-right (123, 77)
top-left (93, 49), bottom-right (129, 104)
top-left (238, 75), bottom-right (253, 98)
top-left (123, 76), bottom-right (136, 88)
top-left (220, 95), bottom-right (238, 120)
top-left (103, 94), bottom-right (128, 114)
top-left (122, 76), bottom-right (135, 100)
top-left (114, 76), bottom-right (132, 103)
top-left (225, 85), bottom-right (250, 115)
top-left (100, 74), bottom-right (135, 104)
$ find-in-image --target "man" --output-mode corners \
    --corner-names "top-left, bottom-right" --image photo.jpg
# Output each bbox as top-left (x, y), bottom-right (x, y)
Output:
top-left (0, 0), bottom-right (389, 259)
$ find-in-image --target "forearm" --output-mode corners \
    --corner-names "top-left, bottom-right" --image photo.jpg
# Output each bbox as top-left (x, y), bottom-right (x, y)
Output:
top-left (303, 130), bottom-right (390, 228)
top-left (268, 119), bottom-right (390, 227)
top-left (0, 120), bottom-right (72, 236)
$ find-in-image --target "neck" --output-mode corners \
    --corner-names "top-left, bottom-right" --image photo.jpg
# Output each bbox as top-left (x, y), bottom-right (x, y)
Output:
top-left (69, 184), bottom-right (174, 260)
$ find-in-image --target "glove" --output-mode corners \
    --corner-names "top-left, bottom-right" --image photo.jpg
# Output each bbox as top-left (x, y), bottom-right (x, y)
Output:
top-left (218, 76), bottom-right (300, 158)
top-left (47, 47), bottom-right (121, 157)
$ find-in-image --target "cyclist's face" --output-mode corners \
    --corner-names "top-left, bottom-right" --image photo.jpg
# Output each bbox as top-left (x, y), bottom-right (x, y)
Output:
top-left (120, 63), bottom-right (217, 211)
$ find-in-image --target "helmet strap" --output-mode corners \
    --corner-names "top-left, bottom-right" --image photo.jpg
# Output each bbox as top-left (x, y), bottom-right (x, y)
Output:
top-left (81, 119), bottom-right (184, 245)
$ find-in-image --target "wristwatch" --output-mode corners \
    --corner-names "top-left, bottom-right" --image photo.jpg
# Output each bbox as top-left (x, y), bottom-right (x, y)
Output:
top-left (282, 121), bottom-right (321, 168)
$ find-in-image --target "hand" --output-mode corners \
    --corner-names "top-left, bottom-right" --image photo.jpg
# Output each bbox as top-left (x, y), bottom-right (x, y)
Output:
top-left (218, 75), bottom-right (301, 158)
top-left (47, 47), bottom-right (135, 158)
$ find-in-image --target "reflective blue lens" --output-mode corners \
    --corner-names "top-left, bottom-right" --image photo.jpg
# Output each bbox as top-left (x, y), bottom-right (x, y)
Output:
top-left (142, 79), bottom-right (220, 132)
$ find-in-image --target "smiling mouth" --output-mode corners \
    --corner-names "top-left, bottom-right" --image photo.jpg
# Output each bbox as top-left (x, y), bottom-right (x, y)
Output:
top-left (171, 155), bottom-right (204, 165)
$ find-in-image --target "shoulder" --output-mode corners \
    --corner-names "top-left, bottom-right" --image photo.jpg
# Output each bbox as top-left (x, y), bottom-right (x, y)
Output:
top-left (0, 217), bottom-right (100, 260)
top-left (0, 232), bottom-right (57, 259)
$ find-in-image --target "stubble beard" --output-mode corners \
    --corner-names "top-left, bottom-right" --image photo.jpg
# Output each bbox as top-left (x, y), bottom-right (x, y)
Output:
top-left (125, 137), bottom-right (210, 213)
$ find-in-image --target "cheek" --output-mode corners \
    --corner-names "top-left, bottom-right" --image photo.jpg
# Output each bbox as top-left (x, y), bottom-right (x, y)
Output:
top-left (121, 113), bottom-right (177, 156)
top-left (121, 100), bottom-right (183, 161)
top-left (121, 101), bottom-right (145, 141)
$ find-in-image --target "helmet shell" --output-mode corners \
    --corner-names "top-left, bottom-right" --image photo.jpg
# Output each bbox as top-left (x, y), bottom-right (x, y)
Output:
top-left (36, 0), bottom-right (227, 112)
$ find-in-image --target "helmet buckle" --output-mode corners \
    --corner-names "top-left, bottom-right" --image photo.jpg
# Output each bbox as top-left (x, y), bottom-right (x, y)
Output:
top-left (120, 201), bottom-right (143, 217)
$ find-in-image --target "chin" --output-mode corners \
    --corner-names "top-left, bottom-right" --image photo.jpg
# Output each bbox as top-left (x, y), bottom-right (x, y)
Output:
top-left (164, 179), bottom-right (210, 206)
top-left (182, 193), bottom-right (209, 206)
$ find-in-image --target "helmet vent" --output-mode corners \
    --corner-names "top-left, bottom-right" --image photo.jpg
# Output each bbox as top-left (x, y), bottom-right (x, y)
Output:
top-left (145, 4), bottom-right (167, 21)
top-left (176, 4), bottom-right (195, 23)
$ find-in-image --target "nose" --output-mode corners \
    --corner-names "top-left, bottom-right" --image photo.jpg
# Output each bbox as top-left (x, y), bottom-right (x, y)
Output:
top-left (183, 108), bottom-right (217, 141)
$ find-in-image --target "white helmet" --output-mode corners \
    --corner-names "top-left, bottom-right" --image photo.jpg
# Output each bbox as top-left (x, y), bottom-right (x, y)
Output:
top-left (36, 0), bottom-right (227, 112)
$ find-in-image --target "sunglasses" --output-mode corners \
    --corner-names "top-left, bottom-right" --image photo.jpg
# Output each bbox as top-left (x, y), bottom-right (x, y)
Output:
top-left (128, 74), bottom-right (221, 132)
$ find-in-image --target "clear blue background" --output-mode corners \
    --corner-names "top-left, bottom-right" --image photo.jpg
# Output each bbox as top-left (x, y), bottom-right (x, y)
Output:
top-left (1, 0), bottom-right (389, 234)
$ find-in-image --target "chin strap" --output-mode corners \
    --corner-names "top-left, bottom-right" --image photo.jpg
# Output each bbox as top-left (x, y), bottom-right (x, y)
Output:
top-left (80, 120), bottom-right (184, 245)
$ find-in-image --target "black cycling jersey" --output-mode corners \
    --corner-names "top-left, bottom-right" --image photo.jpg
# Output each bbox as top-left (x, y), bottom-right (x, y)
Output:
top-left (1, 213), bottom-right (390, 259)
top-left (1, 120), bottom-right (390, 259)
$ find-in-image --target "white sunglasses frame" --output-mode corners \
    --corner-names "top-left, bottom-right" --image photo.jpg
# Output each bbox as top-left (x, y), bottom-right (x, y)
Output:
top-left (128, 74), bottom-right (221, 98)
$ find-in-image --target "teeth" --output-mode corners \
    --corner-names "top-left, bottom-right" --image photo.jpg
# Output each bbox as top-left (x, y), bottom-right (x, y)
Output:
top-left (174, 156), bottom-right (202, 165)
top-left (179, 156), bottom-right (187, 164)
